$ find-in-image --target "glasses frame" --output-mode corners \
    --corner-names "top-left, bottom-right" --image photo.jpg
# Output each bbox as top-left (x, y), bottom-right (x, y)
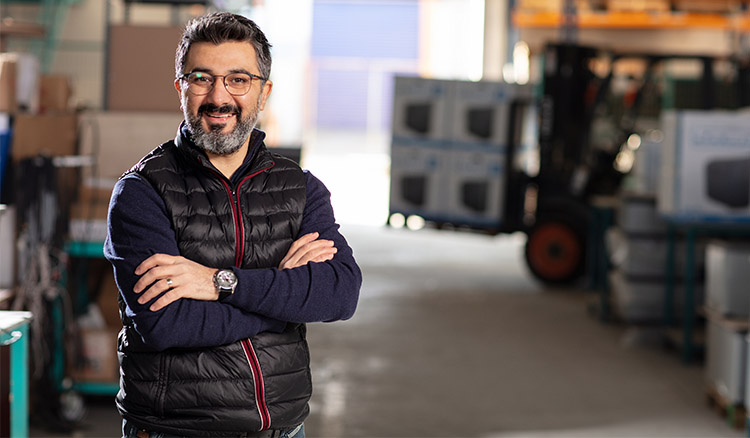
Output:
top-left (178, 71), bottom-right (267, 96)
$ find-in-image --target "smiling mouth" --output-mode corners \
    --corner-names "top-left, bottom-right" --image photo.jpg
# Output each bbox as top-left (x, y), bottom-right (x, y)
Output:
top-left (205, 112), bottom-right (235, 121)
top-left (199, 104), bottom-right (240, 124)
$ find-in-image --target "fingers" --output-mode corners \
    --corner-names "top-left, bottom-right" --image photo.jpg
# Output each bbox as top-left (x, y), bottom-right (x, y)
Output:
top-left (132, 254), bottom-right (218, 311)
top-left (279, 237), bottom-right (337, 270)
top-left (278, 233), bottom-right (319, 268)
top-left (133, 263), bottom-right (173, 294)
top-left (135, 273), bottom-right (175, 305)
top-left (135, 253), bottom-right (180, 275)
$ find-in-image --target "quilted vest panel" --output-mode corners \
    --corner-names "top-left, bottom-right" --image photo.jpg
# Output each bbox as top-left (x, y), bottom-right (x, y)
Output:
top-left (116, 140), bottom-right (311, 435)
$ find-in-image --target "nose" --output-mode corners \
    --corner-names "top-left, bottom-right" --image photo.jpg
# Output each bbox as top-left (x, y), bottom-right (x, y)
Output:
top-left (204, 77), bottom-right (233, 104)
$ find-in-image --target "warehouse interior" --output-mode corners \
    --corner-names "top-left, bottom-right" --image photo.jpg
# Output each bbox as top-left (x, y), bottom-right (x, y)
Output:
top-left (2, 0), bottom-right (750, 437)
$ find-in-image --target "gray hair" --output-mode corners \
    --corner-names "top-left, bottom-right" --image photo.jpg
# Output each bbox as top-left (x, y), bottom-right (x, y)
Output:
top-left (175, 12), bottom-right (272, 81)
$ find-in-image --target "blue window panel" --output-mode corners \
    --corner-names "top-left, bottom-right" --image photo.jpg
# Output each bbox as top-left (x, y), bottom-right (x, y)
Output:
top-left (316, 69), bottom-right (369, 129)
top-left (312, 1), bottom-right (419, 59)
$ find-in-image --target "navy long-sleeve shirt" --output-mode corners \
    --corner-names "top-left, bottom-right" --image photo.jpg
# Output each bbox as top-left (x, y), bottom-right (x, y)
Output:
top-left (105, 163), bottom-right (361, 351)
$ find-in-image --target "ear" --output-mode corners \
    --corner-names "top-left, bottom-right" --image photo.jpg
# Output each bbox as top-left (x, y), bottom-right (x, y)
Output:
top-left (258, 80), bottom-right (273, 111)
top-left (174, 79), bottom-right (185, 110)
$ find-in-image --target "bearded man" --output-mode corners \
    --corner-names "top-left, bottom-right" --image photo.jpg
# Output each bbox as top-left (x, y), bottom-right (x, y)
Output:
top-left (104, 12), bottom-right (361, 438)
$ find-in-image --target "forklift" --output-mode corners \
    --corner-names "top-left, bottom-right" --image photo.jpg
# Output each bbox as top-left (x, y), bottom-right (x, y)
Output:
top-left (389, 42), bottom-right (741, 284)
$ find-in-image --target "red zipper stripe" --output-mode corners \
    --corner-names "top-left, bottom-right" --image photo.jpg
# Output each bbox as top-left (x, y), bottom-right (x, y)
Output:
top-left (241, 339), bottom-right (271, 430)
top-left (233, 163), bottom-right (274, 267)
top-left (211, 161), bottom-right (276, 429)
top-left (211, 175), bottom-right (244, 267)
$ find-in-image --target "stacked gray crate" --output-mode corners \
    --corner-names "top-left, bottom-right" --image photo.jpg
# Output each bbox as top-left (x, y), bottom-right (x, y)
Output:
top-left (389, 76), bottom-right (530, 228)
top-left (607, 193), bottom-right (705, 324)
top-left (704, 240), bottom-right (750, 405)
top-left (389, 77), bottom-right (454, 222)
top-left (444, 80), bottom-right (514, 228)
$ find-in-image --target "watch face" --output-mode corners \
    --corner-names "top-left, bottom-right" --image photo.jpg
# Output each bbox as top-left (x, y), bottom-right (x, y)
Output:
top-left (215, 269), bottom-right (237, 288)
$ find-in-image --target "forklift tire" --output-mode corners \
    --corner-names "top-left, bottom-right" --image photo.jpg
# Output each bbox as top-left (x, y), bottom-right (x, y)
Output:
top-left (524, 218), bottom-right (585, 285)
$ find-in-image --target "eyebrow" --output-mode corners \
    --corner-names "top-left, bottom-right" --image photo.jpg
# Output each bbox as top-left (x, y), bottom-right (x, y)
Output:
top-left (186, 67), bottom-right (255, 76)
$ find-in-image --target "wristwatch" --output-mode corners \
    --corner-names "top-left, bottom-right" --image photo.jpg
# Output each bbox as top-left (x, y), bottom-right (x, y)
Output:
top-left (213, 269), bottom-right (238, 301)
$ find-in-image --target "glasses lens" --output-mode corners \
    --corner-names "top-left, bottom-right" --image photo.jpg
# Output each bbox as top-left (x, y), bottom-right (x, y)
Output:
top-left (225, 73), bottom-right (252, 96)
top-left (186, 72), bottom-right (213, 95)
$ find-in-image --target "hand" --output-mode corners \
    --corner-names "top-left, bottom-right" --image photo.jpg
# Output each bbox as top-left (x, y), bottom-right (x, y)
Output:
top-left (278, 232), bottom-right (337, 270)
top-left (133, 254), bottom-right (218, 311)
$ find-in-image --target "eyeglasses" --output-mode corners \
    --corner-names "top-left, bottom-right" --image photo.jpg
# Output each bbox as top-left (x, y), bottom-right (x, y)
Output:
top-left (178, 71), bottom-right (266, 96)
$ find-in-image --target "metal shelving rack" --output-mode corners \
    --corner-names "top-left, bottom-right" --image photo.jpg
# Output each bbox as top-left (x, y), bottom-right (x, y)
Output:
top-left (0, 0), bottom-right (79, 72)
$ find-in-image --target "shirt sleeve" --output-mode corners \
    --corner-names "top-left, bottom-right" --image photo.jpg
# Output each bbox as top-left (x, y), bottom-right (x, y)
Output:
top-left (223, 171), bottom-right (362, 323)
top-left (104, 174), bottom-right (286, 351)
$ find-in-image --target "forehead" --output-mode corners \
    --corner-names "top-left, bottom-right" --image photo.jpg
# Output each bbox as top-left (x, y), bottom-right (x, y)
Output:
top-left (184, 41), bottom-right (258, 73)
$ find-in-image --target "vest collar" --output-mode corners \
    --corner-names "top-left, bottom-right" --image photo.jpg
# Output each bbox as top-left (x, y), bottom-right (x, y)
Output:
top-left (174, 121), bottom-right (273, 182)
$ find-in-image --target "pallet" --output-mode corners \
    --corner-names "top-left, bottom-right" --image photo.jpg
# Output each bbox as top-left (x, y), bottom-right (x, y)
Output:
top-left (706, 384), bottom-right (747, 430)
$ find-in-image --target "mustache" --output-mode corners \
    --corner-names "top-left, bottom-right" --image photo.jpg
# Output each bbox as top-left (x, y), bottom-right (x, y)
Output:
top-left (198, 103), bottom-right (241, 116)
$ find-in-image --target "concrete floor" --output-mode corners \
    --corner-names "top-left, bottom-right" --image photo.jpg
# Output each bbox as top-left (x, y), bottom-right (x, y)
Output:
top-left (30, 224), bottom-right (743, 437)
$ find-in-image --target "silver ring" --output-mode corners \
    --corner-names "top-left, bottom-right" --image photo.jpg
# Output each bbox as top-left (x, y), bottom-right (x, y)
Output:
top-left (166, 278), bottom-right (173, 288)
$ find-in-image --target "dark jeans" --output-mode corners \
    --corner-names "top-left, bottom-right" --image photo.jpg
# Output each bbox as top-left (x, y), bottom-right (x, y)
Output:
top-left (122, 420), bottom-right (305, 438)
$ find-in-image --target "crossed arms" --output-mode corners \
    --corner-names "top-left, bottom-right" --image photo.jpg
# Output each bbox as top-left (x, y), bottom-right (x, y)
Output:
top-left (104, 171), bottom-right (362, 351)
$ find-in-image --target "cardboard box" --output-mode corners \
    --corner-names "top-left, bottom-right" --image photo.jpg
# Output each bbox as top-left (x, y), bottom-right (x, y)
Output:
top-left (706, 316), bottom-right (746, 405)
top-left (39, 74), bottom-right (72, 113)
top-left (389, 138), bottom-right (451, 220)
top-left (107, 25), bottom-right (183, 112)
top-left (706, 240), bottom-right (750, 317)
top-left (78, 111), bottom-right (184, 179)
top-left (11, 113), bottom-right (78, 160)
top-left (446, 144), bottom-right (506, 227)
top-left (0, 58), bottom-right (17, 113)
top-left (69, 328), bottom-right (119, 383)
top-left (658, 110), bottom-right (750, 220)
top-left (449, 80), bottom-right (513, 145)
top-left (97, 269), bottom-right (121, 329)
top-left (391, 76), bottom-right (454, 141)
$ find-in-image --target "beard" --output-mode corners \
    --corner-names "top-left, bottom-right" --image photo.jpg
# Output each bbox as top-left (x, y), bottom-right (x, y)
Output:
top-left (182, 96), bottom-right (261, 156)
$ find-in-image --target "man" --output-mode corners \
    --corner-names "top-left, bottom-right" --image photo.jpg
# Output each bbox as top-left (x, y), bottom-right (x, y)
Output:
top-left (104, 11), bottom-right (361, 438)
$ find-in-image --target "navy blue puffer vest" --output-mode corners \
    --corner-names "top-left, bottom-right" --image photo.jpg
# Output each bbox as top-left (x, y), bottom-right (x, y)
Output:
top-left (115, 130), bottom-right (311, 436)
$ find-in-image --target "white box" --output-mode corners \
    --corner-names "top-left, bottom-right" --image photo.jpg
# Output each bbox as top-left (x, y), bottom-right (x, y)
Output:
top-left (609, 269), bottom-right (704, 323)
top-left (618, 193), bottom-right (667, 235)
top-left (445, 144), bottom-right (506, 227)
top-left (659, 110), bottom-right (750, 220)
top-left (389, 138), bottom-right (450, 220)
top-left (706, 240), bottom-right (750, 317)
top-left (391, 77), bottom-right (453, 141)
top-left (449, 80), bottom-right (513, 145)
top-left (0, 205), bottom-right (15, 288)
top-left (0, 53), bottom-right (40, 114)
top-left (606, 228), bottom-right (706, 278)
top-left (630, 129), bottom-right (663, 195)
top-left (706, 317), bottom-right (746, 404)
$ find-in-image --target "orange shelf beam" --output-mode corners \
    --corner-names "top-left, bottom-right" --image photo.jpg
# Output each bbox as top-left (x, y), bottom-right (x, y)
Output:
top-left (513, 10), bottom-right (750, 31)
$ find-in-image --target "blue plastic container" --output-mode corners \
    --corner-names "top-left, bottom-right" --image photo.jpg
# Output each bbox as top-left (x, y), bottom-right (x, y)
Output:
top-left (0, 114), bottom-right (11, 200)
